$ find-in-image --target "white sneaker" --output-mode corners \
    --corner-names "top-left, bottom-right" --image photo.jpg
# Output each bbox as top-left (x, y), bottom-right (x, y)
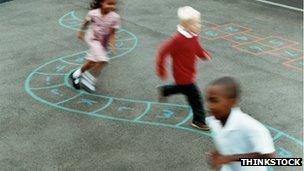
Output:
top-left (80, 78), bottom-right (96, 93)
top-left (82, 71), bottom-right (96, 85)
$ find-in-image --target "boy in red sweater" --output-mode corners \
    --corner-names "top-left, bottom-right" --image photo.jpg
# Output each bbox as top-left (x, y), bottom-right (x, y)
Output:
top-left (156, 6), bottom-right (211, 130)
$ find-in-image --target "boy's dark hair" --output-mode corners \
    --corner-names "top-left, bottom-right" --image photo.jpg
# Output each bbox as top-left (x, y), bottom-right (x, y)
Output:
top-left (210, 76), bottom-right (241, 99)
top-left (90, 0), bottom-right (104, 10)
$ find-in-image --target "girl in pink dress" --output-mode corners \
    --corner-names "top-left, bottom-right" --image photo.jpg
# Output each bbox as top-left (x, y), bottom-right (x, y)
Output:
top-left (70, 0), bottom-right (120, 92)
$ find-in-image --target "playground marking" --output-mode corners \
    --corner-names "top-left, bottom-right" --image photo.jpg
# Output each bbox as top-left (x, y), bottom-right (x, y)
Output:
top-left (255, 0), bottom-right (303, 12)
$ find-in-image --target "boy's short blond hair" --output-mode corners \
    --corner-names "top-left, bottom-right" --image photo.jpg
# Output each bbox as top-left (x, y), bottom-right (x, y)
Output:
top-left (177, 6), bottom-right (201, 21)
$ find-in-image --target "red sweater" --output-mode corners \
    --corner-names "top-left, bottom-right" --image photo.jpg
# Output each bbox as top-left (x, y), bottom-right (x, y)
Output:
top-left (156, 32), bottom-right (210, 85)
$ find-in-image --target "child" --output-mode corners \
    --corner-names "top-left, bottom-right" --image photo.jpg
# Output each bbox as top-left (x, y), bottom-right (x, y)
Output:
top-left (156, 6), bottom-right (211, 130)
top-left (205, 77), bottom-right (275, 171)
top-left (70, 0), bottom-right (120, 92)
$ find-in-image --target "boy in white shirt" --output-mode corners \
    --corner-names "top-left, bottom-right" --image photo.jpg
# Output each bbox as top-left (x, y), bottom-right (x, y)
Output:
top-left (205, 77), bottom-right (275, 171)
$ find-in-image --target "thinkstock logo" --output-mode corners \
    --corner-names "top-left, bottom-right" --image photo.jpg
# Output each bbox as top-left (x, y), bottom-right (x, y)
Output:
top-left (240, 158), bottom-right (302, 166)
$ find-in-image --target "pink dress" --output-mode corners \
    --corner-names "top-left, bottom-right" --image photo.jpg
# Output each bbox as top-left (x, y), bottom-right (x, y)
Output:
top-left (85, 9), bottom-right (120, 62)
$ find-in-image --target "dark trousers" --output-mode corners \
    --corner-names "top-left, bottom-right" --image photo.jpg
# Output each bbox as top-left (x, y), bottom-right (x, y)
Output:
top-left (161, 83), bottom-right (206, 123)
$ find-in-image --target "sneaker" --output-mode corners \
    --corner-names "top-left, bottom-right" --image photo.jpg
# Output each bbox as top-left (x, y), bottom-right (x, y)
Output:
top-left (70, 72), bottom-right (80, 89)
top-left (80, 77), bottom-right (96, 93)
top-left (82, 71), bottom-right (96, 85)
top-left (191, 121), bottom-right (210, 131)
top-left (156, 86), bottom-right (167, 103)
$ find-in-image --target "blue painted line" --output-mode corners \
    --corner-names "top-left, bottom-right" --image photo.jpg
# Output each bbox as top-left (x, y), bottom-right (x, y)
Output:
top-left (285, 50), bottom-right (298, 57)
top-left (59, 11), bottom-right (81, 31)
top-left (25, 47), bottom-right (303, 150)
top-left (91, 98), bottom-right (114, 114)
top-left (118, 106), bottom-right (134, 112)
top-left (115, 41), bottom-right (123, 48)
top-left (277, 147), bottom-right (293, 157)
top-left (235, 35), bottom-right (248, 41)
top-left (60, 58), bottom-right (80, 65)
top-left (55, 65), bottom-right (66, 72)
top-left (63, 71), bottom-right (189, 108)
top-left (51, 89), bottom-right (62, 97)
top-left (267, 166), bottom-right (274, 171)
top-left (68, 23), bottom-right (82, 27)
top-left (23, 10), bottom-right (303, 156)
top-left (35, 72), bottom-right (68, 76)
top-left (58, 11), bottom-right (138, 61)
top-left (133, 102), bottom-right (151, 121)
top-left (116, 29), bottom-right (123, 33)
top-left (267, 125), bottom-right (303, 146)
top-left (71, 11), bottom-right (82, 21)
top-left (162, 109), bottom-right (174, 118)
top-left (25, 76), bottom-right (213, 139)
top-left (62, 67), bottom-right (304, 147)
top-left (156, 109), bottom-right (174, 118)
top-left (25, 61), bottom-right (304, 148)
top-left (56, 93), bottom-right (83, 105)
top-left (249, 45), bottom-right (263, 52)
top-left (116, 37), bottom-right (137, 41)
top-left (116, 47), bottom-right (134, 50)
top-left (78, 98), bottom-right (97, 106)
top-left (46, 76), bottom-right (51, 85)
top-left (175, 108), bottom-right (193, 126)
top-left (30, 83), bottom-right (65, 90)
top-left (136, 120), bottom-right (212, 137)
top-left (273, 132), bottom-right (283, 142)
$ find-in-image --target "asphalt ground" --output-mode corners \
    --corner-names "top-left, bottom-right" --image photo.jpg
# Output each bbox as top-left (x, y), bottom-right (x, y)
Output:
top-left (0, 0), bottom-right (303, 170)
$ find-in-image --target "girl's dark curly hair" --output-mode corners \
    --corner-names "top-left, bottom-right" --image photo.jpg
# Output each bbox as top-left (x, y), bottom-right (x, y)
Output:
top-left (90, 0), bottom-right (104, 10)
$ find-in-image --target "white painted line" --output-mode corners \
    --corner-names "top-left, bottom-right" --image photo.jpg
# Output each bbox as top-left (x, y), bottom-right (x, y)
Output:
top-left (255, 0), bottom-right (303, 12)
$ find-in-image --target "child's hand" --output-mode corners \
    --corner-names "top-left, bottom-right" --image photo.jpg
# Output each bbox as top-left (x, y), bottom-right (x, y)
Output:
top-left (205, 54), bottom-right (211, 61)
top-left (77, 31), bottom-right (85, 41)
top-left (206, 151), bottom-right (231, 168)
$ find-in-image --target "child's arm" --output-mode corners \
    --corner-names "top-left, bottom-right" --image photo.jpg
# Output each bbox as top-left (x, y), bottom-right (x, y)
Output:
top-left (194, 36), bottom-right (211, 60)
top-left (108, 28), bottom-right (116, 54)
top-left (156, 38), bottom-right (172, 80)
top-left (207, 151), bottom-right (275, 168)
top-left (77, 17), bottom-right (91, 40)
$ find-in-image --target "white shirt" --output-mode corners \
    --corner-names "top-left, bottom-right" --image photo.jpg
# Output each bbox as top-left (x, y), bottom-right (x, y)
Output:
top-left (206, 107), bottom-right (275, 171)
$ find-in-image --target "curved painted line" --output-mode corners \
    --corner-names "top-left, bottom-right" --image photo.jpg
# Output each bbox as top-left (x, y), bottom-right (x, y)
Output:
top-left (25, 73), bottom-right (212, 138)
top-left (71, 11), bottom-right (82, 21)
top-left (133, 102), bottom-right (151, 121)
top-left (63, 69), bottom-right (188, 108)
top-left (137, 120), bottom-right (211, 137)
top-left (25, 57), bottom-right (210, 139)
top-left (30, 83), bottom-right (65, 90)
top-left (175, 108), bottom-right (192, 126)
top-left (108, 29), bottom-right (137, 60)
top-left (35, 72), bottom-right (67, 76)
top-left (24, 10), bottom-right (303, 157)
top-left (60, 58), bottom-right (80, 65)
top-left (116, 47), bottom-right (133, 50)
top-left (266, 125), bottom-right (303, 146)
top-left (91, 98), bottom-right (114, 114)
top-left (273, 132), bottom-right (283, 142)
top-left (25, 42), bottom-right (304, 149)
top-left (58, 11), bottom-right (79, 31)
top-left (56, 93), bottom-right (83, 105)
top-left (116, 37), bottom-right (137, 41)
top-left (58, 11), bottom-right (138, 60)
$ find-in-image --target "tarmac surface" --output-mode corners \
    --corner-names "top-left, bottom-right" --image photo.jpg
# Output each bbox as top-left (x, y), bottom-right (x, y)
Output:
top-left (0, 0), bottom-right (303, 170)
